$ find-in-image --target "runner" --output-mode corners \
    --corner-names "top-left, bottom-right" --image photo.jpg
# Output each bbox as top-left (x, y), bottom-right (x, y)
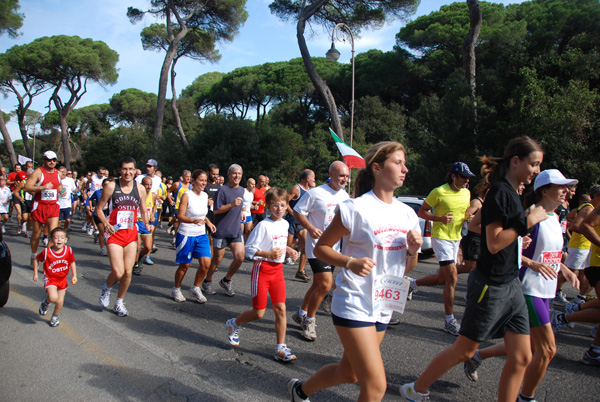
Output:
top-left (24, 151), bottom-right (63, 265)
top-left (96, 156), bottom-right (148, 317)
top-left (168, 170), bottom-right (192, 246)
top-left (202, 164), bottom-right (245, 297)
top-left (0, 176), bottom-right (11, 233)
top-left (171, 169), bottom-right (215, 303)
top-left (241, 177), bottom-right (255, 242)
top-left (251, 175), bottom-right (268, 225)
top-left (291, 161), bottom-right (350, 341)
top-left (401, 136), bottom-right (548, 402)
top-left (288, 141), bottom-right (422, 401)
top-left (57, 166), bottom-right (77, 232)
top-left (409, 162), bottom-right (475, 335)
top-left (132, 176), bottom-right (157, 276)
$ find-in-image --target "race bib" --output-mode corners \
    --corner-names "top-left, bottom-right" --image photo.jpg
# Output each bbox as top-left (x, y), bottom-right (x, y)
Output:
top-left (272, 236), bottom-right (287, 257)
top-left (41, 189), bottom-right (57, 201)
top-left (324, 204), bottom-right (336, 229)
top-left (116, 211), bottom-right (135, 230)
top-left (372, 274), bottom-right (410, 314)
top-left (542, 251), bottom-right (562, 273)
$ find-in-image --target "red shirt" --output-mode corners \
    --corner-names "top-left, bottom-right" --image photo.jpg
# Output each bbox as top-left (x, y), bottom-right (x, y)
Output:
top-left (38, 246), bottom-right (76, 281)
top-left (253, 186), bottom-right (266, 214)
top-left (32, 168), bottom-right (61, 205)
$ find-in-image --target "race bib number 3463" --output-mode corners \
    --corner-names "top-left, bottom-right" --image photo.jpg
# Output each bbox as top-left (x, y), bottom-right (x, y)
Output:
top-left (372, 275), bottom-right (410, 314)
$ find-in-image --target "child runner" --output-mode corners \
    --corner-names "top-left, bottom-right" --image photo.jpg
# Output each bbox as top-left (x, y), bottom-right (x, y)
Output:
top-left (171, 169), bottom-right (215, 303)
top-left (462, 169), bottom-right (580, 402)
top-left (401, 136), bottom-right (548, 402)
top-left (226, 187), bottom-right (299, 362)
top-left (0, 176), bottom-right (11, 233)
top-left (288, 141), bottom-right (423, 401)
top-left (33, 227), bottom-right (77, 327)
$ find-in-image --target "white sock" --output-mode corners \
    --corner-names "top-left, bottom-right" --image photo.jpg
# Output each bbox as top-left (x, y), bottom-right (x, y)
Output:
top-left (298, 308), bottom-right (307, 317)
top-left (445, 314), bottom-right (455, 323)
top-left (276, 343), bottom-right (286, 350)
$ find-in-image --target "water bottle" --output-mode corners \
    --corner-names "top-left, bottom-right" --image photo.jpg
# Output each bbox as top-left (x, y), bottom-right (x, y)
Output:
top-left (104, 224), bottom-right (121, 241)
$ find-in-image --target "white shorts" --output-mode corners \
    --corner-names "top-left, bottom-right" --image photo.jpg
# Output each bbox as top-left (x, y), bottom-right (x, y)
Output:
top-left (431, 238), bottom-right (460, 264)
top-left (565, 248), bottom-right (590, 270)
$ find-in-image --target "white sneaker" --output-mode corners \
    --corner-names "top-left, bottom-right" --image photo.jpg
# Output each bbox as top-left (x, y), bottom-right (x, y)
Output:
top-left (400, 382), bottom-right (430, 401)
top-left (189, 286), bottom-right (207, 304)
top-left (288, 379), bottom-right (310, 402)
top-left (99, 285), bottom-right (112, 308)
top-left (274, 345), bottom-right (297, 362)
top-left (87, 225), bottom-right (94, 236)
top-left (226, 318), bottom-right (240, 346)
top-left (42, 238), bottom-right (48, 247)
top-left (99, 247), bottom-right (108, 256)
top-left (301, 317), bottom-right (317, 341)
top-left (171, 287), bottom-right (186, 303)
top-left (444, 318), bottom-right (461, 336)
top-left (113, 301), bottom-right (129, 317)
top-left (201, 281), bottom-right (216, 295)
top-left (1, 226), bottom-right (5, 234)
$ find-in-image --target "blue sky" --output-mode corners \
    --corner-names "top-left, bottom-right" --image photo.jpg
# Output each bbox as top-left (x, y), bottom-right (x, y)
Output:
top-left (0, 0), bottom-right (525, 141)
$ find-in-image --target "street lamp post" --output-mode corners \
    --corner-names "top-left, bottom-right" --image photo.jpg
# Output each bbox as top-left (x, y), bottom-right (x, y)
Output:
top-left (326, 23), bottom-right (355, 149)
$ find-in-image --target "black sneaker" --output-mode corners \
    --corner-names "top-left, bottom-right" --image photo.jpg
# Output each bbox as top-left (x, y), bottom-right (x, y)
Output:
top-left (295, 271), bottom-right (311, 282)
top-left (132, 262), bottom-right (143, 276)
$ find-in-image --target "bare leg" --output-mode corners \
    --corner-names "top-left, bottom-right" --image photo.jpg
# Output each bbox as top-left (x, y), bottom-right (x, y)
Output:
top-left (498, 331), bottom-right (532, 402)
top-left (521, 324), bottom-right (556, 397)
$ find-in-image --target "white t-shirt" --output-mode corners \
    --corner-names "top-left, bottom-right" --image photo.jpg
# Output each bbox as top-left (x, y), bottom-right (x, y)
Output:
top-left (293, 183), bottom-right (349, 259)
top-left (177, 191), bottom-right (208, 237)
top-left (135, 174), bottom-right (161, 194)
top-left (245, 218), bottom-right (290, 263)
top-left (0, 186), bottom-right (12, 213)
top-left (58, 177), bottom-right (76, 209)
top-left (90, 174), bottom-right (104, 192)
top-left (520, 213), bottom-right (563, 299)
top-left (242, 188), bottom-right (254, 217)
top-left (332, 191), bottom-right (420, 324)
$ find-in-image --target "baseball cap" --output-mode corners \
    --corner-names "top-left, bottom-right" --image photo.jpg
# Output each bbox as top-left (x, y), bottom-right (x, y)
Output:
top-left (533, 169), bottom-right (578, 191)
top-left (146, 159), bottom-right (158, 167)
top-left (43, 150), bottom-right (57, 160)
top-left (450, 162), bottom-right (475, 178)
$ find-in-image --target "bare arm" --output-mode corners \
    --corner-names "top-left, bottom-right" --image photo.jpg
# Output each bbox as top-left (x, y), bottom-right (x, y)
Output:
top-left (95, 182), bottom-right (115, 230)
top-left (568, 204), bottom-right (593, 232)
top-left (580, 204), bottom-right (600, 249)
top-left (293, 210), bottom-right (321, 239)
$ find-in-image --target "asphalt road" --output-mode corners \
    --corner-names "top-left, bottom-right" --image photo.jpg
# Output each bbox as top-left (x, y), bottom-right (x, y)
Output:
top-left (1, 216), bottom-right (599, 401)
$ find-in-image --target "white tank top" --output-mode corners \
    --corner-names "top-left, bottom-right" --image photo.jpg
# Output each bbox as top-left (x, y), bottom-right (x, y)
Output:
top-left (177, 191), bottom-right (208, 237)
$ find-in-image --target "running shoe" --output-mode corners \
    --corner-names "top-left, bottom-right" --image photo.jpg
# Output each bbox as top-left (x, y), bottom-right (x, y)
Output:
top-left (81, 222), bottom-right (87, 231)
top-left (94, 229), bottom-right (99, 236)
top-left (292, 311), bottom-right (304, 325)
top-left (582, 348), bottom-right (600, 367)
top-left (189, 286), bottom-right (207, 304)
top-left (591, 324), bottom-right (598, 338)
top-left (132, 262), bottom-right (143, 276)
top-left (49, 315), bottom-right (60, 327)
top-left (517, 396), bottom-right (538, 402)
top-left (400, 382), bottom-right (430, 401)
top-left (42, 237), bottom-right (48, 247)
top-left (287, 379), bottom-right (310, 402)
top-left (219, 278), bottom-right (235, 297)
top-left (444, 318), bottom-right (460, 336)
top-left (320, 292), bottom-right (332, 313)
top-left (113, 301), bottom-right (129, 317)
top-left (143, 256), bottom-right (154, 265)
top-left (201, 280), bottom-right (216, 295)
top-left (552, 292), bottom-right (568, 306)
top-left (285, 257), bottom-right (295, 265)
top-left (99, 285), bottom-right (112, 308)
top-left (39, 299), bottom-right (49, 316)
top-left (171, 237), bottom-right (176, 247)
top-left (93, 231), bottom-right (99, 244)
top-left (301, 318), bottom-right (316, 341)
top-left (464, 356), bottom-right (482, 382)
top-left (274, 346), bottom-right (297, 362)
top-left (99, 247), bottom-right (108, 256)
top-left (16, 228), bottom-right (21, 235)
top-left (171, 287), bottom-right (186, 303)
top-left (1, 225), bottom-right (5, 234)
top-left (572, 295), bottom-right (586, 305)
top-left (225, 318), bottom-right (240, 346)
top-left (295, 271), bottom-right (311, 282)
top-left (405, 276), bottom-right (416, 301)
top-left (566, 301), bottom-right (579, 314)
top-left (550, 310), bottom-right (566, 332)
top-left (151, 245), bottom-right (158, 253)
top-left (86, 225), bottom-right (94, 236)
top-left (25, 231), bottom-right (31, 238)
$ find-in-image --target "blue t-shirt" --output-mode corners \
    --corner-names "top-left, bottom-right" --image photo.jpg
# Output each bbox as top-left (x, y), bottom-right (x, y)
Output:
top-left (87, 189), bottom-right (108, 217)
top-left (213, 184), bottom-right (245, 239)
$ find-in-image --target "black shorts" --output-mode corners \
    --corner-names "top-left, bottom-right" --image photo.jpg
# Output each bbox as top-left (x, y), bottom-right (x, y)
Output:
top-left (460, 231), bottom-right (481, 262)
top-left (459, 269), bottom-right (530, 342)
top-left (584, 266), bottom-right (600, 287)
top-left (308, 258), bottom-right (335, 275)
top-left (284, 213), bottom-right (305, 236)
top-left (332, 313), bottom-right (388, 332)
top-left (252, 212), bottom-right (266, 225)
top-left (21, 200), bottom-right (32, 214)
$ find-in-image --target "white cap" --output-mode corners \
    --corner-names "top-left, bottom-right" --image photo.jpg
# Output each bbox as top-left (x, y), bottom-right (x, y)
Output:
top-left (533, 169), bottom-right (578, 191)
top-left (43, 150), bottom-right (57, 160)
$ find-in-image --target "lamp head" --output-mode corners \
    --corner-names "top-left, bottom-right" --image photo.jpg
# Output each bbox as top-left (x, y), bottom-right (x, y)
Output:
top-left (326, 42), bottom-right (341, 61)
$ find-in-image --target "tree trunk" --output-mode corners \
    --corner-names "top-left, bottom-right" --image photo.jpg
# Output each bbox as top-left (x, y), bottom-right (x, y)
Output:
top-left (59, 113), bottom-right (72, 170)
top-left (17, 120), bottom-right (32, 158)
top-left (297, 0), bottom-right (344, 141)
top-left (0, 108), bottom-right (17, 167)
top-left (170, 59), bottom-right (189, 149)
top-left (463, 0), bottom-right (482, 139)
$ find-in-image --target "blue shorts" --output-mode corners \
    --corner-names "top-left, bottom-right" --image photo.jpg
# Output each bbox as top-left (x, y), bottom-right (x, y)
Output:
top-left (150, 211), bottom-right (159, 227)
top-left (59, 208), bottom-right (72, 220)
top-left (136, 221), bottom-right (151, 235)
top-left (243, 214), bottom-right (252, 224)
top-left (331, 313), bottom-right (388, 332)
top-left (175, 233), bottom-right (211, 264)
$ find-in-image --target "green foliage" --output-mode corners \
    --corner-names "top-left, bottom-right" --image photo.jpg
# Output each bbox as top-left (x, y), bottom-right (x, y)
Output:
top-left (0, 0), bottom-right (23, 38)
top-left (109, 88), bottom-right (157, 125)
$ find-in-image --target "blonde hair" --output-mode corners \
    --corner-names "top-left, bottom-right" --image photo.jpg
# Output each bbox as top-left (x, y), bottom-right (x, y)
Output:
top-left (354, 141), bottom-right (406, 197)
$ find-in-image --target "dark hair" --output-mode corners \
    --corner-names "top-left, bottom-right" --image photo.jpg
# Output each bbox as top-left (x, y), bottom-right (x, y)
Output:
top-left (208, 163), bottom-right (219, 172)
top-left (50, 227), bottom-right (67, 238)
top-left (589, 184), bottom-right (600, 199)
top-left (299, 169), bottom-right (313, 182)
top-left (354, 141), bottom-right (406, 198)
top-left (265, 187), bottom-right (288, 206)
top-left (119, 156), bottom-right (136, 168)
top-left (473, 156), bottom-right (494, 199)
top-left (480, 136), bottom-right (542, 186)
top-left (192, 169), bottom-right (207, 181)
top-left (524, 183), bottom-right (552, 208)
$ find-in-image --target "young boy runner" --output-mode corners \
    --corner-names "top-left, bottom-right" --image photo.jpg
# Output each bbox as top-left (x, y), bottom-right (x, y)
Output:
top-left (225, 187), bottom-right (298, 362)
top-left (0, 176), bottom-right (12, 233)
top-left (33, 227), bottom-right (77, 327)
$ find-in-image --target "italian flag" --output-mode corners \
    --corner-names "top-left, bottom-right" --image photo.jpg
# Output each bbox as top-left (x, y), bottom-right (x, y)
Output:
top-left (329, 128), bottom-right (366, 169)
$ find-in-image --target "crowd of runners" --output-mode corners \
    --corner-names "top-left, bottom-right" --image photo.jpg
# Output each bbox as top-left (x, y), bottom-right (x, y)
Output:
top-left (1, 137), bottom-right (599, 401)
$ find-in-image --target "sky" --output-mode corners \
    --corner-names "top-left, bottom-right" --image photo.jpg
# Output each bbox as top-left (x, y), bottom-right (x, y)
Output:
top-left (0, 0), bottom-right (526, 141)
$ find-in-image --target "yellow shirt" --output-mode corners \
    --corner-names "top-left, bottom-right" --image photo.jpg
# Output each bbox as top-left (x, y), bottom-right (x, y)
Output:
top-left (138, 192), bottom-right (154, 221)
top-left (156, 182), bottom-right (167, 210)
top-left (425, 183), bottom-right (470, 241)
top-left (590, 225), bottom-right (600, 266)
top-left (567, 203), bottom-right (593, 249)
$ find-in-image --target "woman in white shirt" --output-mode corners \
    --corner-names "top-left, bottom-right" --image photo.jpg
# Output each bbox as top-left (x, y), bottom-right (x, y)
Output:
top-left (288, 141), bottom-right (423, 401)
